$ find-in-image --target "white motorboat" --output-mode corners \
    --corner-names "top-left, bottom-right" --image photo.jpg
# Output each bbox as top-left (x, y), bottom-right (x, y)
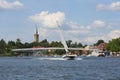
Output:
top-left (62, 52), bottom-right (77, 60)
top-left (62, 54), bottom-right (77, 60)
top-left (87, 50), bottom-right (105, 57)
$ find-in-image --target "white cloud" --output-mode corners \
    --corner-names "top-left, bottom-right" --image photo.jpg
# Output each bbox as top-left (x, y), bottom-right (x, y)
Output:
top-left (96, 4), bottom-right (106, 10)
top-left (29, 11), bottom-right (65, 28)
top-left (91, 20), bottom-right (106, 28)
top-left (68, 20), bottom-right (106, 30)
top-left (67, 20), bottom-right (106, 31)
top-left (108, 30), bottom-right (120, 39)
top-left (84, 36), bottom-right (99, 43)
top-left (38, 28), bottom-right (48, 37)
top-left (0, 0), bottom-right (23, 10)
top-left (67, 22), bottom-right (84, 29)
top-left (67, 29), bottom-right (90, 35)
top-left (83, 30), bottom-right (120, 44)
top-left (29, 11), bottom-right (119, 44)
top-left (109, 1), bottom-right (120, 11)
top-left (66, 22), bottom-right (91, 36)
top-left (67, 20), bottom-right (120, 44)
top-left (38, 27), bottom-right (63, 41)
top-left (97, 1), bottom-right (120, 11)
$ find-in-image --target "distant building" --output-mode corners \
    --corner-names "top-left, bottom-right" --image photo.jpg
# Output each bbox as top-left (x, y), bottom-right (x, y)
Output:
top-left (97, 43), bottom-right (106, 51)
top-left (34, 27), bottom-right (39, 43)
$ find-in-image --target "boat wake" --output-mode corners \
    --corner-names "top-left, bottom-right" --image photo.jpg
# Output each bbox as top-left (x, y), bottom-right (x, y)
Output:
top-left (36, 57), bottom-right (83, 60)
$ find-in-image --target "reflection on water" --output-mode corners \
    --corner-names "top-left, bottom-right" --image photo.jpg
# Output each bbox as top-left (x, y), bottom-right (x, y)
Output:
top-left (0, 57), bottom-right (120, 80)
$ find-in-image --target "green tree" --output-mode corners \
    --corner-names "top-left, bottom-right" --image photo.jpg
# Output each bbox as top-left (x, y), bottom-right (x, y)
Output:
top-left (16, 38), bottom-right (23, 48)
top-left (94, 39), bottom-right (104, 46)
top-left (40, 39), bottom-right (49, 47)
top-left (106, 37), bottom-right (120, 52)
top-left (77, 43), bottom-right (83, 47)
top-left (66, 40), bottom-right (72, 47)
top-left (50, 41), bottom-right (63, 47)
top-left (0, 39), bottom-right (7, 54)
top-left (7, 41), bottom-right (16, 49)
top-left (7, 40), bottom-right (16, 53)
top-left (24, 42), bottom-right (31, 48)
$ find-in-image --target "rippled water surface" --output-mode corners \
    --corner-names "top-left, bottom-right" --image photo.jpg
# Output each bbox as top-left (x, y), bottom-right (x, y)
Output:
top-left (0, 57), bottom-right (120, 80)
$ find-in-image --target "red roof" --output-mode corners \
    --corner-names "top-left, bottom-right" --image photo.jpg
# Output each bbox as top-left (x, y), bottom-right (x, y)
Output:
top-left (97, 43), bottom-right (106, 50)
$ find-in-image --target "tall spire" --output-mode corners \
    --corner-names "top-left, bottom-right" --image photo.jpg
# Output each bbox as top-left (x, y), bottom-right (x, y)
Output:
top-left (34, 24), bottom-right (39, 43)
top-left (36, 24), bottom-right (38, 34)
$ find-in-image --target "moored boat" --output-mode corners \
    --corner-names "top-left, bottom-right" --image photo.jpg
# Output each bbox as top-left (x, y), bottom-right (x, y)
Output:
top-left (87, 50), bottom-right (105, 57)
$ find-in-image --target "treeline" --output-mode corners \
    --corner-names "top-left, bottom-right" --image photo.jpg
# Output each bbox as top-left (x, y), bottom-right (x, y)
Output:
top-left (0, 39), bottom-right (83, 56)
top-left (94, 38), bottom-right (120, 52)
top-left (106, 37), bottom-right (120, 52)
top-left (0, 37), bottom-right (120, 56)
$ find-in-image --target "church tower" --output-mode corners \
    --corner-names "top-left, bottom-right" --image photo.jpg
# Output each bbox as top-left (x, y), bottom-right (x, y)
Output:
top-left (34, 27), bottom-right (39, 43)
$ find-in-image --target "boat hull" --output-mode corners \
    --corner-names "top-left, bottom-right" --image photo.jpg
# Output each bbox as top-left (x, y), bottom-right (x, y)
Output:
top-left (62, 54), bottom-right (77, 60)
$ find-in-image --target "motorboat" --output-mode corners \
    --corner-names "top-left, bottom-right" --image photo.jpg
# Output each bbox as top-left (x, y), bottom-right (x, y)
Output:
top-left (87, 50), bottom-right (105, 57)
top-left (62, 54), bottom-right (77, 60)
top-left (62, 52), bottom-right (77, 60)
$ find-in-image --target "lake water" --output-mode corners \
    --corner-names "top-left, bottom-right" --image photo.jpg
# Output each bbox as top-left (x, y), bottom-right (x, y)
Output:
top-left (0, 57), bottom-right (120, 80)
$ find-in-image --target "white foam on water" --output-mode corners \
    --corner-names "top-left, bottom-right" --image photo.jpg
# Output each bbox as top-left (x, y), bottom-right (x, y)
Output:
top-left (36, 57), bottom-right (83, 61)
top-left (36, 57), bottom-right (66, 60)
top-left (75, 58), bottom-right (83, 60)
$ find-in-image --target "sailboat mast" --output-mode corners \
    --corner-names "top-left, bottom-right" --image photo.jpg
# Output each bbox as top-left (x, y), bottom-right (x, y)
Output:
top-left (56, 22), bottom-right (69, 53)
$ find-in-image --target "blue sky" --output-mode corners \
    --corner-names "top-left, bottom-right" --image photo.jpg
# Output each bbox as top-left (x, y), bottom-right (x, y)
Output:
top-left (0, 0), bottom-right (120, 44)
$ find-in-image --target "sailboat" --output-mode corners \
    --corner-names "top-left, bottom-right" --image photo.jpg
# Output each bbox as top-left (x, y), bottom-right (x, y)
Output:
top-left (57, 22), bottom-right (77, 60)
